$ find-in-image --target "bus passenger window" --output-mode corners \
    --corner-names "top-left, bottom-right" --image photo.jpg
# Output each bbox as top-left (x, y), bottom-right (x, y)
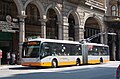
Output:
top-left (41, 43), bottom-right (52, 58)
top-left (75, 45), bottom-right (82, 55)
top-left (52, 49), bottom-right (57, 56)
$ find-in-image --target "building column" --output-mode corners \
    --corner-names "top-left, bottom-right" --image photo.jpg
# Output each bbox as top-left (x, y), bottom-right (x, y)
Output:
top-left (18, 12), bottom-right (27, 64)
top-left (40, 19), bottom-right (47, 38)
top-left (19, 18), bottom-right (25, 43)
top-left (62, 16), bottom-right (69, 40)
top-left (112, 35), bottom-right (116, 60)
top-left (101, 22), bottom-right (108, 45)
top-left (104, 31), bottom-right (108, 45)
top-left (118, 33), bottom-right (120, 60)
top-left (75, 25), bottom-right (84, 41)
top-left (58, 22), bottom-right (63, 40)
top-left (100, 31), bottom-right (107, 44)
top-left (100, 33), bottom-right (104, 44)
top-left (74, 25), bottom-right (79, 41)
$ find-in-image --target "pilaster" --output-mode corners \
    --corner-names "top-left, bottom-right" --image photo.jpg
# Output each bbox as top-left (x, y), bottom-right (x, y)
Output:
top-left (57, 22), bottom-right (63, 40)
top-left (62, 16), bottom-right (69, 40)
top-left (39, 18), bottom-right (47, 38)
top-left (74, 25), bottom-right (84, 41)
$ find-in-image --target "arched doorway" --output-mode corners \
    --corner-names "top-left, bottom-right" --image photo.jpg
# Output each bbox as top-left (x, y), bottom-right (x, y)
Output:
top-left (46, 8), bottom-right (58, 39)
top-left (26, 3), bottom-right (41, 39)
top-left (68, 14), bottom-right (75, 41)
top-left (0, 0), bottom-right (18, 64)
top-left (84, 17), bottom-right (101, 43)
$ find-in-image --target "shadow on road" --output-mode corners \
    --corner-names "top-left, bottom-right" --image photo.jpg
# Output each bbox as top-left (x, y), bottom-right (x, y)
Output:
top-left (0, 66), bottom-right (117, 79)
top-left (9, 64), bottom-right (94, 70)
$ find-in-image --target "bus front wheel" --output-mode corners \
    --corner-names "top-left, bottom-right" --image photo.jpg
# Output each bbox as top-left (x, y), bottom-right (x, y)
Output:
top-left (52, 59), bottom-right (58, 68)
top-left (76, 59), bottom-right (80, 66)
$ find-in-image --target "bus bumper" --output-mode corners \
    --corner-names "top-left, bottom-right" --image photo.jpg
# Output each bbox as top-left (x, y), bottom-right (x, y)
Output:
top-left (21, 62), bottom-right (52, 67)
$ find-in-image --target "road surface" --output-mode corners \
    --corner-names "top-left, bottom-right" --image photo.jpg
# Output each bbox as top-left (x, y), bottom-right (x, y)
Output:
top-left (0, 61), bottom-right (119, 79)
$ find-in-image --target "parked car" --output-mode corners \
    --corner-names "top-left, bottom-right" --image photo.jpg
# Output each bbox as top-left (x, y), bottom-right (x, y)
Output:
top-left (116, 65), bottom-right (120, 79)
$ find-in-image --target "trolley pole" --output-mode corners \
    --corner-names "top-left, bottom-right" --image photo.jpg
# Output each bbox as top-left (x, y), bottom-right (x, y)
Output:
top-left (81, 32), bottom-right (116, 43)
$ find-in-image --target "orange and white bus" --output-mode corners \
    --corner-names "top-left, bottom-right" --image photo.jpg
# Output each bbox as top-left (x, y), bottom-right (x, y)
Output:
top-left (21, 38), bottom-right (109, 67)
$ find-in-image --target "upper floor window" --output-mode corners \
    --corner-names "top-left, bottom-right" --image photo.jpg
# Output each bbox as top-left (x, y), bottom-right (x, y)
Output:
top-left (0, 1), bottom-right (17, 20)
top-left (26, 4), bottom-right (39, 21)
top-left (111, 5), bottom-right (117, 16)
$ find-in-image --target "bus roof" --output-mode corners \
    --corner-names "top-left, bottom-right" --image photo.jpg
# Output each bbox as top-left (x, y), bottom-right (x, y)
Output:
top-left (84, 42), bottom-right (109, 47)
top-left (27, 38), bottom-right (109, 47)
top-left (28, 38), bottom-right (80, 44)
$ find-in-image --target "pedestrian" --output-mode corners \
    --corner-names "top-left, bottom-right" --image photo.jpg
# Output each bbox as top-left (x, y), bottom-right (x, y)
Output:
top-left (7, 51), bottom-right (11, 65)
top-left (11, 52), bottom-right (16, 65)
top-left (15, 50), bottom-right (19, 64)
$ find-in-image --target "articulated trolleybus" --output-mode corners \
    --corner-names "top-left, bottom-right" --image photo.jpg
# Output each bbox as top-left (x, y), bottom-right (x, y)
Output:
top-left (21, 38), bottom-right (109, 67)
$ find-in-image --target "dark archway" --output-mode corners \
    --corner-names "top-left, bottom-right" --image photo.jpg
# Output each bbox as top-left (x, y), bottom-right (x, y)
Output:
top-left (46, 8), bottom-right (58, 39)
top-left (84, 17), bottom-right (100, 43)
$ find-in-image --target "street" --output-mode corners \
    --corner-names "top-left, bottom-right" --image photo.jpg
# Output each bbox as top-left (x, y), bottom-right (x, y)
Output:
top-left (0, 61), bottom-right (119, 79)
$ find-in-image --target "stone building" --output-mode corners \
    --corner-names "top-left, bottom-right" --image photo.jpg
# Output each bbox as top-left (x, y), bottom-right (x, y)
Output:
top-left (0, 0), bottom-right (118, 64)
top-left (104, 0), bottom-right (120, 61)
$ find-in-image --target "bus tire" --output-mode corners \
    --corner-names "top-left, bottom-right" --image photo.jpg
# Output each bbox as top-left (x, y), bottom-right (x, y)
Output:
top-left (100, 57), bottom-right (103, 64)
top-left (76, 58), bottom-right (81, 66)
top-left (52, 59), bottom-right (58, 68)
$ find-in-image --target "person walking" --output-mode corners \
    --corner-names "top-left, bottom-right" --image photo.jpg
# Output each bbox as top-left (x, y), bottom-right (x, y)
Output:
top-left (7, 51), bottom-right (11, 65)
top-left (11, 52), bottom-right (16, 65)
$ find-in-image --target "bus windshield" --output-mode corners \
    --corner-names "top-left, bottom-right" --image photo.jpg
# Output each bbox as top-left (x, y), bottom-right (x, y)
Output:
top-left (22, 41), bottom-right (40, 58)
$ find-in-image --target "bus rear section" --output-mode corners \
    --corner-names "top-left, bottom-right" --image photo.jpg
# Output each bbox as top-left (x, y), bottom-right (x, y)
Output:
top-left (83, 43), bottom-right (109, 64)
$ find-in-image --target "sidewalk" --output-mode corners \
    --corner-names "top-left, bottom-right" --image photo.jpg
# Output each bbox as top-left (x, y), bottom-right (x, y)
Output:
top-left (0, 65), bottom-right (22, 70)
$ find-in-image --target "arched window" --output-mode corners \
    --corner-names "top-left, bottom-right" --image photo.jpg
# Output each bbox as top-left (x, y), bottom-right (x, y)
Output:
top-left (111, 5), bottom-right (117, 16)
top-left (26, 4), bottom-right (39, 22)
top-left (0, 0), bottom-right (17, 20)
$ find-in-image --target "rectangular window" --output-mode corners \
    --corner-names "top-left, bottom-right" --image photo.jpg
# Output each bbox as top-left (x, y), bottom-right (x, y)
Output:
top-left (40, 42), bottom-right (82, 57)
top-left (111, 5), bottom-right (117, 16)
top-left (22, 41), bottom-right (40, 58)
top-left (88, 45), bottom-right (109, 56)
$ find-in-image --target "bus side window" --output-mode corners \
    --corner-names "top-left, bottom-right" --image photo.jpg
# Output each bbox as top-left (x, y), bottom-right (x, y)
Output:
top-left (100, 47), bottom-right (108, 55)
top-left (61, 45), bottom-right (66, 55)
top-left (52, 47), bottom-right (58, 56)
top-left (56, 43), bottom-right (62, 56)
top-left (50, 43), bottom-right (62, 56)
top-left (76, 45), bottom-right (82, 55)
top-left (41, 43), bottom-right (51, 57)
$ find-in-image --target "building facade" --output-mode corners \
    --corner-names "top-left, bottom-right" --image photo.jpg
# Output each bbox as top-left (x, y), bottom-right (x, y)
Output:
top-left (104, 0), bottom-right (120, 61)
top-left (0, 0), bottom-right (118, 64)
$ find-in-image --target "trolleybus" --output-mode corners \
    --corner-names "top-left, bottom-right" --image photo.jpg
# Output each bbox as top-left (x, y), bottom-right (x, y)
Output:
top-left (21, 38), bottom-right (109, 67)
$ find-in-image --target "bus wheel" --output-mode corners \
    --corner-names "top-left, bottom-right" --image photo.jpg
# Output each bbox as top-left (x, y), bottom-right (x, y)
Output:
top-left (52, 59), bottom-right (57, 68)
top-left (100, 57), bottom-right (103, 64)
top-left (76, 59), bottom-right (80, 66)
